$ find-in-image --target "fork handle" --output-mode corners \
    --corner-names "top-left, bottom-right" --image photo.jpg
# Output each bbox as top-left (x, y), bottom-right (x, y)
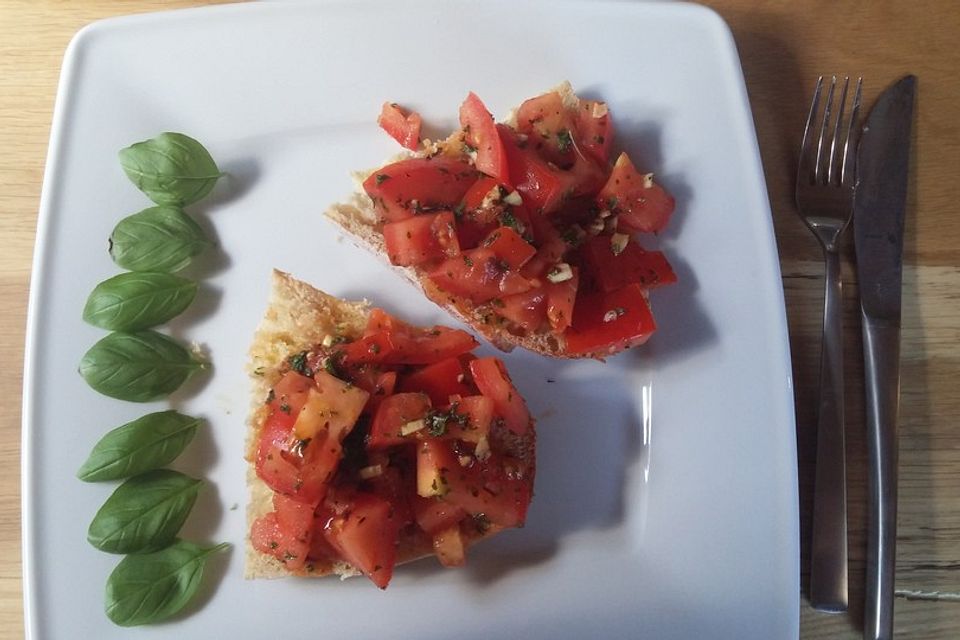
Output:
top-left (862, 318), bottom-right (901, 640)
top-left (810, 248), bottom-right (848, 612)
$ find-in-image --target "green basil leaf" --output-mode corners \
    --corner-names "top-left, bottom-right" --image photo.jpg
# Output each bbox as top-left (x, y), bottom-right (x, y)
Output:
top-left (119, 132), bottom-right (223, 206)
top-left (77, 411), bottom-right (203, 482)
top-left (109, 206), bottom-right (212, 273)
top-left (105, 539), bottom-right (229, 626)
top-left (78, 330), bottom-right (208, 402)
top-left (83, 272), bottom-right (198, 331)
top-left (88, 469), bottom-right (202, 554)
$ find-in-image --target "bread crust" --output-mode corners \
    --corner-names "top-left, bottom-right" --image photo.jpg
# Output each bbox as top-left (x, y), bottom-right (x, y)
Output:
top-left (245, 271), bottom-right (532, 581)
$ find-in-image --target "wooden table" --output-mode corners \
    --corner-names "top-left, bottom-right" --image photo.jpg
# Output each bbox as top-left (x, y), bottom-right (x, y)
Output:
top-left (2, 1), bottom-right (957, 637)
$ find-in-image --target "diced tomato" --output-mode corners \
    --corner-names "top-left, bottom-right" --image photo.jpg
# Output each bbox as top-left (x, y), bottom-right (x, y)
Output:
top-left (544, 266), bottom-right (579, 332)
top-left (397, 357), bottom-right (474, 406)
top-left (250, 511), bottom-right (311, 571)
top-left (499, 124), bottom-right (568, 215)
top-left (455, 217), bottom-right (496, 251)
top-left (459, 92), bottom-right (510, 184)
top-left (479, 226), bottom-right (537, 270)
top-left (362, 157), bottom-right (478, 222)
top-left (428, 248), bottom-right (533, 304)
top-left (364, 465), bottom-right (414, 527)
top-left (377, 102), bottom-right (422, 151)
top-left (580, 234), bottom-right (678, 292)
top-left (344, 311), bottom-right (478, 366)
top-left (564, 283), bottom-right (657, 355)
top-left (468, 357), bottom-right (531, 434)
top-left (416, 438), bottom-right (531, 527)
top-left (414, 494), bottom-right (466, 535)
top-left (386, 326), bottom-right (479, 365)
top-left (432, 525), bottom-right (466, 567)
top-left (383, 211), bottom-right (460, 266)
top-left (461, 176), bottom-right (505, 224)
top-left (368, 392), bottom-right (431, 448)
top-left (497, 288), bottom-right (548, 332)
top-left (576, 99), bottom-right (613, 165)
top-left (271, 371), bottom-right (315, 416)
top-left (293, 371), bottom-right (369, 441)
top-left (360, 370), bottom-right (397, 416)
top-left (322, 491), bottom-right (400, 589)
top-left (516, 90), bottom-right (577, 168)
top-left (443, 395), bottom-right (494, 443)
top-left (597, 152), bottom-right (675, 233)
top-left (340, 331), bottom-right (397, 366)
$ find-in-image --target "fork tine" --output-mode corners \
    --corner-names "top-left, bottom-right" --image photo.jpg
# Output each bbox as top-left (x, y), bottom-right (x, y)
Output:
top-left (828, 77), bottom-right (850, 184)
top-left (815, 76), bottom-right (837, 184)
top-left (798, 76), bottom-right (824, 185)
top-left (840, 77), bottom-right (864, 185)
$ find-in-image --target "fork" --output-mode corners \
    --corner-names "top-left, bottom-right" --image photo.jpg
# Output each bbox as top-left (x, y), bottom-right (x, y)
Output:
top-left (796, 75), bottom-right (863, 613)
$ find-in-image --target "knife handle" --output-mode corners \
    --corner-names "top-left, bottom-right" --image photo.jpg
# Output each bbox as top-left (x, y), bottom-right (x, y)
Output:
top-left (861, 317), bottom-right (901, 640)
top-left (810, 248), bottom-right (848, 612)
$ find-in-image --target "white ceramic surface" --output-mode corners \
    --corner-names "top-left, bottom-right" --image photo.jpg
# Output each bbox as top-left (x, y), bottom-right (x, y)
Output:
top-left (22, 1), bottom-right (799, 638)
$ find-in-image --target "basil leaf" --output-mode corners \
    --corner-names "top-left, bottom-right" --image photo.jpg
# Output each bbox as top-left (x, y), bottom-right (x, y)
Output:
top-left (88, 469), bottom-right (202, 554)
top-left (77, 411), bottom-right (203, 482)
top-left (78, 330), bottom-right (208, 402)
top-left (83, 272), bottom-right (198, 331)
top-left (119, 133), bottom-right (223, 206)
top-left (110, 206), bottom-right (212, 273)
top-left (105, 540), bottom-right (229, 626)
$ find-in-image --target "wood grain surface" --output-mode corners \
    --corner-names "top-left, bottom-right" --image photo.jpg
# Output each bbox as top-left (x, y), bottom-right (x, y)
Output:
top-left (2, 1), bottom-right (957, 638)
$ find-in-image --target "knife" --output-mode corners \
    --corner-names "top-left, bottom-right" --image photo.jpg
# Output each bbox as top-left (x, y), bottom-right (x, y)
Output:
top-left (854, 74), bottom-right (916, 640)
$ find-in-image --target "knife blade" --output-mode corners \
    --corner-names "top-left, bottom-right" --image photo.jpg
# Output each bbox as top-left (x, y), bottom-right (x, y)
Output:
top-left (854, 74), bottom-right (916, 640)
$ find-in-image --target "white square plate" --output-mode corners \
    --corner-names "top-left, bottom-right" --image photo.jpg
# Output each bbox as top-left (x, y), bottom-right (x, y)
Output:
top-left (22, 1), bottom-right (798, 638)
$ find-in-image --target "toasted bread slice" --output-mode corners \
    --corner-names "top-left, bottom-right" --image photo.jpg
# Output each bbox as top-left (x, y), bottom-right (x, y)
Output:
top-left (325, 82), bottom-right (651, 359)
top-left (245, 270), bottom-right (533, 580)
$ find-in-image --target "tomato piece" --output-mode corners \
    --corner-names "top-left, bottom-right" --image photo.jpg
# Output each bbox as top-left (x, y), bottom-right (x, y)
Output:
top-left (455, 217), bottom-right (496, 251)
top-left (576, 99), bottom-right (613, 165)
top-left (250, 511), bottom-right (312, 571)
top-left (598, 152), bottom-right (675, 233)
top-left (397, 357), bottom-right (474, 406)
top-left (564, 283), bottom-right (657, 355)
top-left (364, 464), bottom-right (414, 528)
top-left (271, 371), bottom-right (315, 416)
top-left (322, 491), bottom-right (400, 589)
top-left (360, 370), bottom-right (397, 416)
top-left (344, 314), bottom-right (478, 367)
top-left (292, 371), bottom-right (369, 441)
top-left (340, 331), bottom-right (397, 366)
top-left (516, 90), bottom-right (578, 168)
top-left (432, 525), bottom-right (466, 567)
top-left (362, 157), bottom-right (478, 222)
top-left (414, 495), bottom-right (466, 535)
top-left (580, 234), bottom-right (678, 292)
top-left (255, 409), bottom-right (332, 504)
top-left (499, 124), bottom-right (567, 215)
top-left (387, 326), bottom-right (479, 365)
top-left (377, 102), bottom-right (422, 151)
top-left (443, 395), bottom-right (494, 443)
top-left (544, 266), bottom-right (579, 332)
top-left (461, 176), bottom-right (506, 223)
top-left (459, 92), bottom-right (510, 184)
top-left (497, 287), bottom-right (548, 332)
top-left (383, 211), bottom-right (460, 266)
top-left (368, 392), bottom-right (432, 448)
top-left (416, 438), bottom-right (531, 527)
top-left (479, 226), bottom-right (537, 270)
top-left (468, 357), bottom-right (531, 434)
top-left (428, 248), bottom-right (533, 304)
